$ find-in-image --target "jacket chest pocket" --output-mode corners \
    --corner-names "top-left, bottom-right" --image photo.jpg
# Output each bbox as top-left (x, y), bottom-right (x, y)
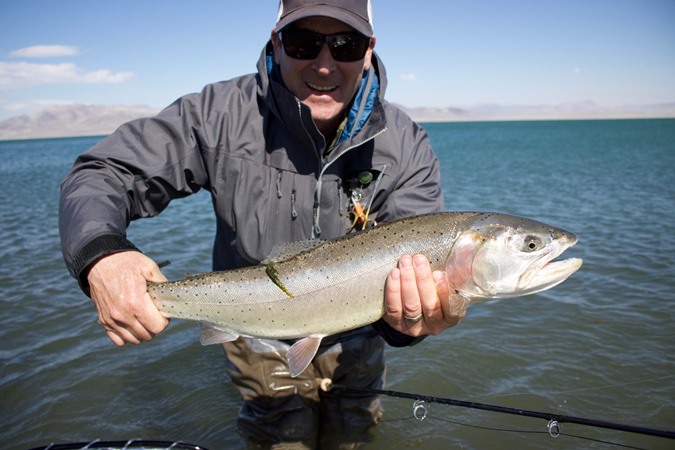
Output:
top-left (215, 154), bottom-right (317, 262)
top-left (271, 167), bottom-right (317, 242)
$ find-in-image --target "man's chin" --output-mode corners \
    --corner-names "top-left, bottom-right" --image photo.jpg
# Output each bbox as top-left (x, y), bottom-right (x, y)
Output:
top-left (305, 103), bottom-right (345, 121)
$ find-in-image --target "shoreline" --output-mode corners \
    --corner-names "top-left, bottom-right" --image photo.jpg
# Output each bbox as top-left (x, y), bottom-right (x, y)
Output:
top-left (0, 113), bottom-right (675, 142)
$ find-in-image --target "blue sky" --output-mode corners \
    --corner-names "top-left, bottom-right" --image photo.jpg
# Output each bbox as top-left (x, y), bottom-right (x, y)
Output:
top-left (1, 0), bottom-right (674, 120)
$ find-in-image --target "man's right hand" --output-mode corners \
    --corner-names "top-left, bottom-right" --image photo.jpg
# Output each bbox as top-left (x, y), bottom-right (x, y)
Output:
top-left (87, 251), bottom-right (170, 346)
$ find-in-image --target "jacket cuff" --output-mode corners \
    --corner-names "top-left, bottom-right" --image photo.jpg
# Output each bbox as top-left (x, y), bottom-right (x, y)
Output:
top-left (73, 234), bottom-right (140, 296)
top-left (372, 319), bottom-right (427, 347)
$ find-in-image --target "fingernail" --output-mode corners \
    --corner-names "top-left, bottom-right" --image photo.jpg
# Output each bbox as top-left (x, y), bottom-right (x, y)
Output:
top-left (413, 254), bottom-right (428, 268)
top-left (399, 255), bottom-right (412, 268)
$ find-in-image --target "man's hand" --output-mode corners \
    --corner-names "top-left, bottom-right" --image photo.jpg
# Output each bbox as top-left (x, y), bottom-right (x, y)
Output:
top-left (87, 251), bottom-right (169, 346)
top-left (383, 254), bottom-right (468, 337)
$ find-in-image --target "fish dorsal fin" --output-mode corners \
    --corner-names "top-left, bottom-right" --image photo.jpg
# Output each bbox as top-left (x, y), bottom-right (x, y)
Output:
top-left (199, 322), bottom-right (239, 345)
top-left (262, 239), bottom-right (325, 264)
top-left (287, 335), bottom-right (324, 378)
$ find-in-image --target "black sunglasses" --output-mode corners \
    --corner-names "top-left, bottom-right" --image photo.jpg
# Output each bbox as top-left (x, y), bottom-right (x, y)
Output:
top-left (279, 29), bottom-right (371, 63)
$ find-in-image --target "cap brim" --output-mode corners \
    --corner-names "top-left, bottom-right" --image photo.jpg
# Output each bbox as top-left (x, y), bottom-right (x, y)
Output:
top-left (277, 6), bottom-right (373, 37)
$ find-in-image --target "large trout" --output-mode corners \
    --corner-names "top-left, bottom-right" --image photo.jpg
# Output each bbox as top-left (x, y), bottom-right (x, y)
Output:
top-left (148, 212), bottom-right (582, 376)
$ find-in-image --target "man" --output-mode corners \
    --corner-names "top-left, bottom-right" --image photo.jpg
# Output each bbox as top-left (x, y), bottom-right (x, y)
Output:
top-left (60, 0), bottom-right (467, 447)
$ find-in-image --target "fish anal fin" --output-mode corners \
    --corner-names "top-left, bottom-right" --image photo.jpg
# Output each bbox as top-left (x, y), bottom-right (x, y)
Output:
top-left (199, 322), bottom-right (239, 346)
top-left (287, 335), bottom-right (324, 378)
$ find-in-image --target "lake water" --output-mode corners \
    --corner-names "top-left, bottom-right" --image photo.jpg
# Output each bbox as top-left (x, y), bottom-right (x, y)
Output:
top-left (1, 119), bottom-right (674, 449)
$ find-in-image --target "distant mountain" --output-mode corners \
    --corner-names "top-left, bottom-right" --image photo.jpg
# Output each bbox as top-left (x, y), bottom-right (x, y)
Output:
top-left (1, 101), bottom-right (674, 140)
top-left (399, 101), bottom-right (675, 122)
top-left (0, 104), bottom-right (161, 140)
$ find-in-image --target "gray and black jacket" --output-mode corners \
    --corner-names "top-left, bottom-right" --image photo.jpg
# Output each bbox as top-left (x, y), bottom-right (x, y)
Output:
top-left (59, 43), bottom-right (444, 346)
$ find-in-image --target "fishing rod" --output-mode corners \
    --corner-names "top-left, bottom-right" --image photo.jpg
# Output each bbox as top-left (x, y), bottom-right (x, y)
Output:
top-left (29, 440), bottom-right (208, 450)
top-left (323, 381), bottom-right (675, 440)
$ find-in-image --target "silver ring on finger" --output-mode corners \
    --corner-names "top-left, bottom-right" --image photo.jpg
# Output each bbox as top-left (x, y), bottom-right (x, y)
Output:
top-left (404, 313), bottom-right (424, 324)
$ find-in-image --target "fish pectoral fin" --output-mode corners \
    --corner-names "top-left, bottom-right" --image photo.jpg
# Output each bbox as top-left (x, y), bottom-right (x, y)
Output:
top-left (287, 335), bottom-right (324, 378)
top-left (199, 322), bottom-right (239, 346)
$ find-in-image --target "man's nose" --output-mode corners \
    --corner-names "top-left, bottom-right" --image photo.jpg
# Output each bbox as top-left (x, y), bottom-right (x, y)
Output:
top-left (312, 43), bottom-right (335, 73)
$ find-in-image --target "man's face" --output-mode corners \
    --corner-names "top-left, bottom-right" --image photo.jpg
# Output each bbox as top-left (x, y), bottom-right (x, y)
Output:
top-left (272, 17), bottom-right (376, 137)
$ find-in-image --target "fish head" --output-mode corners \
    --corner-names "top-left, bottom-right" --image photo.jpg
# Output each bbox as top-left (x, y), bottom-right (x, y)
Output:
top-left (445, 213), bottom-right (583, 300)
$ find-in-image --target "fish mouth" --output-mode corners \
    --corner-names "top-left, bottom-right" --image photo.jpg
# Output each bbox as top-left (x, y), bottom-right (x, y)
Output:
top-left (518, 237), bottom-right (583, 295)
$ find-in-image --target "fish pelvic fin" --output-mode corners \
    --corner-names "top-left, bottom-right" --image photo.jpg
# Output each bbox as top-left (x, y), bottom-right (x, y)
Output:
top-left (199, 322), bottom-right (239, 345)
top-left (287, 335), bottom-right (324, 378)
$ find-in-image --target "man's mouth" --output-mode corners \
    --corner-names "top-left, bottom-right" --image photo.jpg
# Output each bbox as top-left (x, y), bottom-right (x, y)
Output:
top-left (307, 83), bottom-right (337, 93)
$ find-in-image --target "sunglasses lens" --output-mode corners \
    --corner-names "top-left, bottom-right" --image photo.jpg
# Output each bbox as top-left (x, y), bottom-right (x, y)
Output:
top-left (281, 30), bottom-right (369, 62)
top-left (281, 29), bottom-right (322, 60)
top-left (329, 34), bottom-right (369, 62)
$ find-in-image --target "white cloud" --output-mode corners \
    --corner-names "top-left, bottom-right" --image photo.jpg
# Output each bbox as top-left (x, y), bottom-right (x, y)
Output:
top-left (400, 73), bottom-right (417, 81)
top-left (10, 45), bottom-right (79, 58)
top-left (0, 62), bottom-right (134, 90)
top-left (80, 69), bottom-right (135, 84)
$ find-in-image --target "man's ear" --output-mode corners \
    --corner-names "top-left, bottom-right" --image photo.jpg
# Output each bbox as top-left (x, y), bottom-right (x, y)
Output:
top-left (364, 36), bottom-right (376, 70)
top-left (271, 29), bottom-right (281, 65)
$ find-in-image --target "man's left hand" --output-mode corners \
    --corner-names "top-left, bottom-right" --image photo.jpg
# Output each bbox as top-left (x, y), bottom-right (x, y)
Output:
top-left (383, 254), bottom-right (467, 337)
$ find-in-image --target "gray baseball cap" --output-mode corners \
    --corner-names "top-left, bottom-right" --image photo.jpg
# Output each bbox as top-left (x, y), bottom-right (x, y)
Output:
top-left (276, 0), bottom-right (374, 37)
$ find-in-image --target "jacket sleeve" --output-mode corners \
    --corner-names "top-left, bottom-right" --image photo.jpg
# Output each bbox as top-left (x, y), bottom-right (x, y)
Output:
top-left (372, 319), bottom-right (427, 347)
top-left (59, 93), bottom-right (211, 294)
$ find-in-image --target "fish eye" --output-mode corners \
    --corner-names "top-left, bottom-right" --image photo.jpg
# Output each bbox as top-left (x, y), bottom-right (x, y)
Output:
top-left (523, 235), bottom-right (542, 252)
